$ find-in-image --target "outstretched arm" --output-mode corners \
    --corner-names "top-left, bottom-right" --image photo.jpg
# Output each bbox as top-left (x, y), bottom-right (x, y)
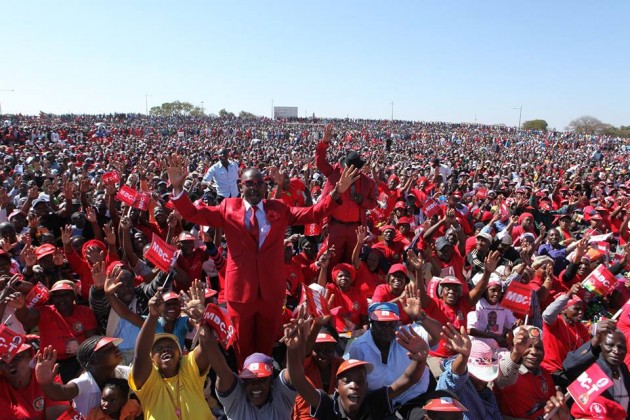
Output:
top-left (388, 326), bottom-right (429, 400)
top-left (131, 289), bottom-right (163, 389)
top-left (315, 123), bottom-right (335, 177)
top-left (35, 346), bottom-right (79, 401)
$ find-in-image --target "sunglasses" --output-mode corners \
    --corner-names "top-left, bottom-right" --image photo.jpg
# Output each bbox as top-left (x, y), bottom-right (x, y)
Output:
top-left (243, 180), bottom-right (265, 188)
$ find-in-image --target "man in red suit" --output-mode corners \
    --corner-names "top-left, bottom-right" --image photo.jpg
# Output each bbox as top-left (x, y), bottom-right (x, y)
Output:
top-left (316, 123), bottom-right (378, 268)
top-left (166, 153), bottom-right (359, 363)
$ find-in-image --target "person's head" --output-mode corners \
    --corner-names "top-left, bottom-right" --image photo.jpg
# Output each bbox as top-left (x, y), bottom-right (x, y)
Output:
top-left (284, 241), bottom-right (293, 263)
top-left (241, 168), bottom-right (265, 205)
top-left (0, 344), bottom-right (34, 388)
top-left (82, 240), bottom-right (106, 266)
top-left (49, 280), bottom-right (77, 315)
top-left (335, 360), bottom-right (373, 415)
top-left (475, 232), bottom-right (492, 253)
top-left (519, 212), bottom-right (534, 230)
top-left (300, 237), bottom-right (317, 260)
top-left (8, 211), bottom-right (26, 232)
top-left (496, 235), bottom-right (513, 254)
top-left (218, 148), bottom-right (230, 166)
top-left (435, 236), bottom-right (453, 262)
top-left (387, 263), bottom-right (409, 296)
top-left (557, 214), bottom-right (571, 230)
top-left (100, 378), bottom-right (129, 417)
top-left (487, 311), bottom-right (497, 326)
top-left (396, 217), bottom-right (412, 236)
top-left (177, 231), bottom-right (196, 256)
top-left (421, 395), bottom-right (468, 420)
top-left (31, 195), bottom-right (50, 217)
top-left (364, 248), bottom-right (383, 272)
top-left (577, 255), bottom-right (591, 276)
top-left (239, 353), bottom-right (275, 408)
top-left (0, 251), bottom-right (12, 276)
top-left (369, 302), bottom-right (400, 345)
top-left (153, 206), bottom-right (167, 225)
top-left (467, 340), bottom-right (498, 392)
top-left (162, 292), bottom-right (182, 322)
top-left (0, 221), bottom-right (17, 244)
top-left (77, 336), bottom-right (123, 373)
top-left (381, 225), bottom-right (396, 242)
top-left (332, 263), bottom-right (356, 292)
top-left (518, 326), bottom-right (544, 373)
top-left (532, 255), bottom-right (554, 273)
top-left (133, 231), bottom-right (148, 254)
top-left (151, 333), bottom-right (182, 378)
top-left (561, 294), bottom-right (584, 324)
top-left (601, 330), bottom-right (627, 369)
top-left (444, 228), bottom-right (458, 246)
top-left (35, 243), bottom-right (56, 269)
top-left (547, 228), bottom-right (561, 247)
top-left (438, 277), bottom-right (462, 307)
top-left (484, 275), bottom-right (503, 305)
top-left (311, 332), bottom-right (337, 369)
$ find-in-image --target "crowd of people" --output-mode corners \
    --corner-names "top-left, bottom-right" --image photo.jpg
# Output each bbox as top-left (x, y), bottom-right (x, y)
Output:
top-left (1, 111), bottom-right (630, 419)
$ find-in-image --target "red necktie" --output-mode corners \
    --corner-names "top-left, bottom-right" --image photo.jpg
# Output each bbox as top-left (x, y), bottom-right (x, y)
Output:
top-left (249, 206), bottom-right (259, 246)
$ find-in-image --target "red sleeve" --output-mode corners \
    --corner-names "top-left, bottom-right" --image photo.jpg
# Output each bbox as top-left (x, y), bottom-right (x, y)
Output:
top-left (172, 192), bottom-right (226, 228)
top-left (286, 194), bottom-right (339, 226)
top-left (64, 248), bottom-right (92, 300)
top-left (371, 284), bottom-right (389, 303)
top-left (315, 142), bottom-right (334, 176)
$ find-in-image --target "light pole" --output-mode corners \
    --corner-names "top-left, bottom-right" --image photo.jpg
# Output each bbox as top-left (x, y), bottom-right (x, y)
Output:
top-left (390, 101), bottom-right (394, 120)
top-left (0, 89), bottom-right (15, 115)
top-left (512, 105), bottom-right (522, 130)
top-left (201, 101), bottom-right (204, 115)
top-left (145, 93), bottom-right (153, 115)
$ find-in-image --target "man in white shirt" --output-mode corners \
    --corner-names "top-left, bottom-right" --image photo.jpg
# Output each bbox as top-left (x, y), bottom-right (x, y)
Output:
top-left (203, 148), bottom-right (240, 200)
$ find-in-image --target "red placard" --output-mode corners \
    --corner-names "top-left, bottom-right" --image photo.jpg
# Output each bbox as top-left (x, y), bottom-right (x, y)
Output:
top-left (299, 286), bottom-right (330, 318)
top-left (304, 223), bottom-right (321, 236)
top-left (0, 324), bottom-right (27, 363)
top-left (500, 281), bottom-right (533, 315)
top-left (144, 234), bottom-right (177, 272)
top-left (101, 170), bottom-right (120, 185)
top-left (25, 282), bottom-right (50, 309)
top-left (133, 192), bottom-right (151, 211)
top-left (567, 363), bottom-right (613, 412)
top-left (202, 303), bottom-right (235, 349)
top-left (115, 185), bottom-right (138, 206)
top-left (422, 199), bottom-right (441, 218)
top-left (499, 201), bottom-right (510, 222)
top-left (476, 188), bottom-right (488, 199)
top-left (582, 264), bottom-right (617, 296)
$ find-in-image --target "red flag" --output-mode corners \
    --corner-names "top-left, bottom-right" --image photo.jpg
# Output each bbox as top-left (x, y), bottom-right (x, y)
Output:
top-left (299, 286), bottom-right (330, 317)
top-left (500, 281), bottom-right (533, 316)
top-left (499, 201), bottom-right (510, 222)
top-left (144, 234), bottom-right (177, 272)
top-left (25, 282), bottom-right (50, 309)
top-left (133, 192), bottom-right (151, 211)
top-left (115, 185), bottom-right (138, 206)
top-left (582, 264), bottom-right (617, 297)
top-left (304, 223), bottom-right (321, 236)
top-left (202, 303), bottom-right (235, 349)
top-left (476, 188), bottom-right (488, 199)
top-left (101, 170), bottom-right (120, 185)
top-left (567, 363), bottom-right (613, 412)
top-left (422, 199), bottom-right (441, 218)
top-left (0, 324), bottom-right (27, 363)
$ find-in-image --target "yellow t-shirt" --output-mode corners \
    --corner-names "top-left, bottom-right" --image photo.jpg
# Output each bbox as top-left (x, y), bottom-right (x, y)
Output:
top-left (129, 353), bottom-right (214, 420)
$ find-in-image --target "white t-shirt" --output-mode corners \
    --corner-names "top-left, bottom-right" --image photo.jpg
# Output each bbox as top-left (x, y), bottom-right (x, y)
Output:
top-left (69, 365), bottom-right (130, 416)
top-left (467, 298), bottom-right (516, 336)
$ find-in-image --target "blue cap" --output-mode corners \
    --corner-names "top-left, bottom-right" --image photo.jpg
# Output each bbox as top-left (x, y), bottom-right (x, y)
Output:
top-left (368, 302), bottom-right (400, 321)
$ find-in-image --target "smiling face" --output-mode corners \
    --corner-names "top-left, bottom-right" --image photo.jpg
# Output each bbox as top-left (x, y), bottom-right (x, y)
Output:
top-left (485, 284), bottom-right (502, 305)
top-left (336, 367), bottom-right (368, 414)
top-left (162, 298), bottom-right (181, 321)
top-left (388, 272), bottom-right (407, 296)
top-left (243, 376), bottom-right (272, 407)
top-left (521, 335), bottom-right (544, 372)
top-left (547, 229), bottom-right (560, 246)
top-left (241, 169), bottom-right (265, 205)
top-left (383, 228), bottom-right (396, 242)
top-left (151, 338), bottom-right (181, 377)
top-left (0, 349), bottom-right (32, 387)
top-left (440, 283), bottom-right (462, 306)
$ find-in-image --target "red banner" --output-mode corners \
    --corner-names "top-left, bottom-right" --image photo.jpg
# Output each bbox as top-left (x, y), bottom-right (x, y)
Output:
top-left (567, 363), bottom-right (613, 412)
top-left (500, 281), bottom-right (533, 316)
top-left (422, 199), bottom-right (441, 218)
top-left (144, 234), bottom-right (177, 272)
top-left (115, 185), bottom-right (138, 206)
top-left (582, 264), bottom-right (617, 296)
top-left (499, 201), bottom-right (510, 222)
top-left (0, 324), bottom-right (27, 363)
top-left (133, 192), bottom-right (151, 211)
top-left (25, 282), bottom-right (50, 309)
top-left (476, 188), bottom-right (488, 199)
top-left (202, 303), bottom-right (235, 349)
top-left (305, 223), bottom-right (321, 236)
top-left (101, 171), bottom-right (120, 185)
top-left (300, 285), bottom-right (330, 317)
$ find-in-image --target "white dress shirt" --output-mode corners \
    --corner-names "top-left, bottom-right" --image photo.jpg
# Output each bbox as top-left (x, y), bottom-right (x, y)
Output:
top-left (243, 201), bottom-right (270, 248)
top-left (203, 160), bottom-right (240, 198)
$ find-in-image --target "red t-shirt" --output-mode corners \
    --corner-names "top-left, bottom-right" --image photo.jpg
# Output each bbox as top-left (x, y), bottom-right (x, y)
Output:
top-left (175, 248), bottom-right (206, 292)
top-left (371, 240), bottom-right (405, 265)
top-left (541, 316), bottom-right (590, 373)
top-left (616, 302), bottom-right (630, 369)
top-left (292, 253), bottom-right (318, 285)
top-left (494, 367), bottom-right (555, 419)
top-left (0, 371), bottom-right (68, 419)
top-left (424, 297), bottom-right (473, 357)
top-left (38, 305), bottom-right (97, 360)
top-left (274, 179), bottom-right (307, 207)
top-left (529, 275), bottom-right (568, 311)
top-left (372, 284), bottom-right (410, 324)
top-left (431, 250), bottom-right (466, 283)
top-left (326, 283), bottom-right (368, 333)
top-left (284, 260), bottom-right (305, 298)
top-left (355, 263), bottom-right (386, 298)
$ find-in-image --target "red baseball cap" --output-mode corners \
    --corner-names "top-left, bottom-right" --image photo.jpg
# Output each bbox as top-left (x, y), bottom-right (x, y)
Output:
top-left (439, 276), bottom-right (462, 286)
top-left (239, 353), bottom-right (274, 379)
top-left (50, 280), bottom-right (77, 294)
top-left (380, 225), bottom-right (396, 233)
top-left (204, 288), bottom-right (218, 299)
top-left (35, 244), bottom-right (56, 260)
top-left (94, 337), bottom-right (123, 352)
top-left (388, 263), bottom-right (409, 278)
top-left (423, 397), bottom-right (468, 412)
top-left (178, 232), bottom-right (196, 242)
top-left (396, 216), bottom-right (413, 226)
top-left (394, 201), bottom-right (406, 209)
top-left (336, 359), bottom-right (374, 377)
top-left (315, 333), bottom-right (337, 343)
top-left (162, 291), bottom-right (180, 301)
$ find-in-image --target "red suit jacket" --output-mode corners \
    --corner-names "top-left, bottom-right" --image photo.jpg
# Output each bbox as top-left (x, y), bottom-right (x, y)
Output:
top-left (173, 192), bottom-right (338, 304)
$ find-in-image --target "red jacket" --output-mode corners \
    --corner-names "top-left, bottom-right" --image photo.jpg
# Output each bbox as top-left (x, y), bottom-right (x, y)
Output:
top-left (173, 193), bottom-right (338, 304)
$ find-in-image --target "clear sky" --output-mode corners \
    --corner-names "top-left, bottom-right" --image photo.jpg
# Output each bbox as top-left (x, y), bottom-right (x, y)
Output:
top-left (1, 1), bottom-right (628, 129)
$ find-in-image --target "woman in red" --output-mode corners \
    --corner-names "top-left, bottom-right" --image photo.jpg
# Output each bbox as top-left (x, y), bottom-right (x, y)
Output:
top-left (529, 255), bottom-right (568, 311)
top-left (320, 262), bottom-right (368, 335)
top-left (351, 226), bottom-right (386, 298)
top-left (371, 263), bottom-right (411, 324)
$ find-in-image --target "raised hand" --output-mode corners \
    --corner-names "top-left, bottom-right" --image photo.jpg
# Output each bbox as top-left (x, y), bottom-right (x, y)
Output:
top-left (336, 165), bottom-right (360, 193)
top-left (165, 154), bottom-right (189, 193)
top-left (35, 346), bottom-right (59, 385)
top-left (401, 283), bottom-right (423, 319)
top-left (511, 327), bottom-right (531, 360)
top-left (104, 265), bottom-right (123, 296)
top-left (27, 213), bottom-right (40, 229)
top-left (0, 188), bottom-right (10, 208)
top-left (268, 167), bottom-right (284, 185)
top-left (322, 123), bottom-right (334, 144)
top-left (120, 216), bottom-right (132, 231)
top-left (103, 223), bottom-right (116, 246)
top-left (148, 287), bottom-right (165, 317)
top-left (22, 245), bottom-right (37, 268)
top-left (85, 206), bottom-right (97, 224)
top-left (484, 250), bottom-right (501, 273)
top-left (406, 249), bottom-right (424, 271)
top-left (395, 325), bottom-right (429, 362)
top-left (28, 186), bottom-right (39, 200)
top-left (79, 178), bottom-right (92, 194)
top-left (52, 248), bottom-right (65, 266)
top-left (181, 279), bottom-right (205, 321)
top-left (543, 387), bottom-right (570, 420)
top-left (86, 246), bottom-right (104, 264)
top-left (356, 225), bottom-right (368, 244)
top-left (440, 323), bottom-right (471, 357)
top-left (61, 224), bottom-right (73, 246)
top-left (91, 261), bottom-right (107, 289)
top-left (62, 180), bottom-right (75, 201)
